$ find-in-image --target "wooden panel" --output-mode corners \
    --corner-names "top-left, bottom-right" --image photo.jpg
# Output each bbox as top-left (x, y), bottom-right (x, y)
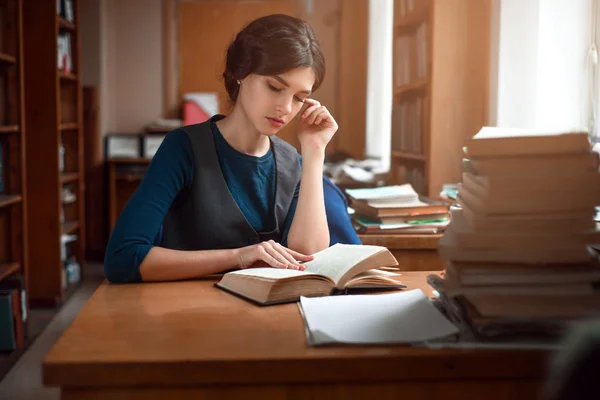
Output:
top-left (44, 275), bottom-right (547, 388)
top-left (62, 380), bottom-right (542, 400)
top-left (178, 0), bottom-right (299, 146)
top-left (83, 86), bottom-right (106, 260)
top-left (0, 208), bottom-right (10, 262)
top-left (23, 0), bottom-right (62, 304)
top-left (337, 0), bottom-right (368, 159)
top-left (428, 0), bottom-right (490, 195)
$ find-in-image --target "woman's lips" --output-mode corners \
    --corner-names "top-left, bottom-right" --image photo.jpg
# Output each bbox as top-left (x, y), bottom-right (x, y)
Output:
top-left (267, 117), bottom-right (284, 128)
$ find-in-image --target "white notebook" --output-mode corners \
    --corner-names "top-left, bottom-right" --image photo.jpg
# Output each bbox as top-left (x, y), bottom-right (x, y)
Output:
top-left (298, 289), bottom-right (459, 345)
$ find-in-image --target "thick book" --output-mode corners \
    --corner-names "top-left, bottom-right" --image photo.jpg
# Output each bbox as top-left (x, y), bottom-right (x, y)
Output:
top-left (446, 261), bottom-right (600, 286)
top-left (465, 127), bottom-right (591, 158)
top-left (345, 184), bottom-right (419, 207)
top-left (457, 180), bottom-right (600, 215)
top-left (460, 201), bottom-right (596, 233)
top-left (438, 223), bottom-right (594, 264)
top-left (351, 196), bottom-right (450, 218)
top-left (463, 152), bottom-right (599, 176)
top-left (450, 208), bottom-right (600, 249)
top-left (215, 244), bottom-right (401, 305)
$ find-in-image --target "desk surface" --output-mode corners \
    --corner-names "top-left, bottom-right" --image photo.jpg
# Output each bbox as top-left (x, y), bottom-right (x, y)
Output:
top-left (44, 272), bottom-right (547, 389)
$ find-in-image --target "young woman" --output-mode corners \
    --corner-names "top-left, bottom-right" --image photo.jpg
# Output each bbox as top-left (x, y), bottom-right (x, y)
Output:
top-left (104, 14), bottom-right (346, 283)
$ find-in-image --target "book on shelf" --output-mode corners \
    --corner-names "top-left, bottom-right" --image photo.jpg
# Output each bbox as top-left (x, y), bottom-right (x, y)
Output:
top-left (215, 244), bottom-right (401, 306)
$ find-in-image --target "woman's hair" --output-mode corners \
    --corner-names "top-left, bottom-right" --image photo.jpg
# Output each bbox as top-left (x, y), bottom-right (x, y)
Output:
top-left (223, 14), bottom-right (325, 103)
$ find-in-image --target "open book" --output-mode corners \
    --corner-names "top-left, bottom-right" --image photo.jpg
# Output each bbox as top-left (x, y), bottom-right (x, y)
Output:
top-left (215, 244), bottom-right (401, 305)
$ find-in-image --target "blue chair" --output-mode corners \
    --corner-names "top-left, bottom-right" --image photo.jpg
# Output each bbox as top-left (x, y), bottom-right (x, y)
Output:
top-left (323, 176), bottom-right (362, 246)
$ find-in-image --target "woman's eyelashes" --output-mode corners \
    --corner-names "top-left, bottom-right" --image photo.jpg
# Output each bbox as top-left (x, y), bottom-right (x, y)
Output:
top-left (267, 83), bottom-right (305, 103)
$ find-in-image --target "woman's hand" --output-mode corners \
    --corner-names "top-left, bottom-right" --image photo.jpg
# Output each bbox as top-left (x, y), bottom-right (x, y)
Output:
top-left (297, 98), bottom-right (338, 155)
top-left (235, 240), bottom-right (314, 271)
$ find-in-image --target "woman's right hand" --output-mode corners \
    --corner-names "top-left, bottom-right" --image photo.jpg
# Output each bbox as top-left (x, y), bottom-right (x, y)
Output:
top-left (235, 240), bottom-right (314, 271)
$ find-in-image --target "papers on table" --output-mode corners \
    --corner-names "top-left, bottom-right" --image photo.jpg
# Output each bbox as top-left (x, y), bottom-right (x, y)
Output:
top-left (298, 289), bottom-right (459, 345)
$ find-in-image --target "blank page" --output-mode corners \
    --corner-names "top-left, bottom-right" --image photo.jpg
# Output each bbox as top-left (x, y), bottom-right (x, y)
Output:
top-left (299, 289), bottom-right (458, 345)
top-left (303, 244), bottom-right (384, 285)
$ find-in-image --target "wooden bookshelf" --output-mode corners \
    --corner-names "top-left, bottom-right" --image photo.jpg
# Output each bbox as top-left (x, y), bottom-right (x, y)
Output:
top-left (23, 0), bottom-right (85, 307)
top-left (108, 158), bottom-right (151, 232)
top-left (0, 0), bottom-right (29, 372)
top-left (390, 0), bottom-right (491, 196)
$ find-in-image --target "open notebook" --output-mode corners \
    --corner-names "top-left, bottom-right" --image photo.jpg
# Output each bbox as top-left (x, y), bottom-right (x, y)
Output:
top-left (215, 244), bottom-right (401, 305)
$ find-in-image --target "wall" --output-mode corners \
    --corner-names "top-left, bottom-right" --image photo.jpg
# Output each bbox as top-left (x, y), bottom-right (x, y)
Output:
top-left (492, 0), bottom-right (592, 131)
top-left (81, 0), bottom-right (164, 135)
top-left (80, 0), bottom-right (101, 88)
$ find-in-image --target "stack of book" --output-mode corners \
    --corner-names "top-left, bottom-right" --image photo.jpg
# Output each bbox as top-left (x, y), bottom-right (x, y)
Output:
top-left (346, 184), bottom-right (451, 235)
top-left (431, 127), bottom-right (600, 339)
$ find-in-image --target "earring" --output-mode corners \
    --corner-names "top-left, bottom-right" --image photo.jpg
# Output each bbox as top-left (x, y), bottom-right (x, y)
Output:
top-left (236, 80), bottom-right (240, 85)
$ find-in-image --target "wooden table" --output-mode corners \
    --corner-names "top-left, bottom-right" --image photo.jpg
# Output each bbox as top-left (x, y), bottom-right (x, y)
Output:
top-left (43, 272), bottom-right (548, 399)
top-left (359, 233), bottom-right (445, 271)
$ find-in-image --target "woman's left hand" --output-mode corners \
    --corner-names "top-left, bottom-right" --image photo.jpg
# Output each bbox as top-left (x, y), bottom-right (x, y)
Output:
top-left (297, 98), bottom-right (338, 155)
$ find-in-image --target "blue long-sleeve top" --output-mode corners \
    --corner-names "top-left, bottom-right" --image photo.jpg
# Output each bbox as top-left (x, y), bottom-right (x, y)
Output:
top-left (104, 121), bottom-right (360, 283)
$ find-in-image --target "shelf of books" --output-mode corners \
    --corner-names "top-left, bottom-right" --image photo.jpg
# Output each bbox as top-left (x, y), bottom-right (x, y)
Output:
top-left (23, 0), bottom-right (84, 307)
top-left (0, 0), bottom-right (30, 374)
top-left (390, 0), bottom-right (491, 197)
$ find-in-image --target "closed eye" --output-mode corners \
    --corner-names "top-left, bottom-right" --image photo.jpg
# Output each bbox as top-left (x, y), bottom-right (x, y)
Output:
top-left (268, 82), bottom-right (305, 104)
top-left (267, 83), bottom-right (282, 92)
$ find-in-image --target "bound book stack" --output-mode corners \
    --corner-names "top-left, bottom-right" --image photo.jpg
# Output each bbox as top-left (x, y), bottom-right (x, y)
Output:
top-left (346, 184), bottom-right (450, 235)
top-left (432, 127), bottom-right (600, 339)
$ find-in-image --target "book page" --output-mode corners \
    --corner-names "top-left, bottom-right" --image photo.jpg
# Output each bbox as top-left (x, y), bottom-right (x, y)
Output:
top-left (346, 184), bottom-right (417, 200)
top-left (228, 268), bottom-right (318, 279)
top-left (302, 244), bottom-right (384, 285)
top-left (299, 289), bottom-right (459, 345)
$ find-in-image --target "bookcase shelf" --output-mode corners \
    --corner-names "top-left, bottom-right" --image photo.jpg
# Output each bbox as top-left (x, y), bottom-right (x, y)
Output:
top-left (60, 172), bottom-right (79, 184)
top-left (394, 77), bottom-right (428, 99)
top-left (59, 122), bottom-right (78, 131)
top-left (391, 151), bottom-right (427, 162)
top-left (63, 221), bottom-right (80, 235)
top-left (23, 0), bottom-right (85, 307)
top-left (0, 52), bottom-right (16, 64)
top-left (0, 125), bottom-right (19, 134)
top-left (59, 71), bottom-right (77, 81)
top-left (57, 16), bottom-right (75, 31)
top-left (0, 262), bottom-right (20, 283)
top-left (0, 194), bottom-right (23, 208)
top-left (390, 0), bottom-right (491, 196)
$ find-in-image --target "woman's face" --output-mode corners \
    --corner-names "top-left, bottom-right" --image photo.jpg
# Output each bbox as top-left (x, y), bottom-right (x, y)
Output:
top-left (237, 66), bottom-right (316, 136)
